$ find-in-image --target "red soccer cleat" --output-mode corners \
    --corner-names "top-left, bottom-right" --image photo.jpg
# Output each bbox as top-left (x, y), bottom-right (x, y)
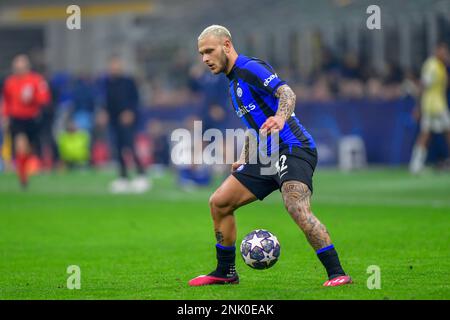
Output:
top-left (188, 274), bottom-right (239, 286)
top-left (323, 275), bottom-right (353, 287)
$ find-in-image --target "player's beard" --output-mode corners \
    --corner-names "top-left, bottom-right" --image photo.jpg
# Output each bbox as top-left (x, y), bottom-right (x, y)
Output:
top-left (218, 49), bottom-right (229, 74)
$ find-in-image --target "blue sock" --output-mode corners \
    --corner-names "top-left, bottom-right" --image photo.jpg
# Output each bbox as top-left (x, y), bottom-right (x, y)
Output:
top-left (208, 244), bottom-right (237, 278)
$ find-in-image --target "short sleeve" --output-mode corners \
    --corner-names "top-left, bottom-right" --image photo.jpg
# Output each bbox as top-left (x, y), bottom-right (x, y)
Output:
top-left (240, 60), bottom-right (286, 95)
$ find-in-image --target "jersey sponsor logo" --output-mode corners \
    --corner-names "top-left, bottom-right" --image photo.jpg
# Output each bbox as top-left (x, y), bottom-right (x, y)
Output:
top-left (263, 73), bottom-right (278, 87)
top-left (235, 103), bottom-right (256, 118)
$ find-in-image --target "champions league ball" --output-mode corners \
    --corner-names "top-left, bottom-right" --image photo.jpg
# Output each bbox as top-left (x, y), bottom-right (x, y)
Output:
top-left (240, 229), bottom-right (280, 269)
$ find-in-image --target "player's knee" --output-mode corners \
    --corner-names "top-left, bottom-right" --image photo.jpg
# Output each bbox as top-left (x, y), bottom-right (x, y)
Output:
top-left (209, 191), bottom-right (233, 217)
top-left (281, 182), bottom-right (312, 221)
top-left (15, 134), bottom-right (29, 154)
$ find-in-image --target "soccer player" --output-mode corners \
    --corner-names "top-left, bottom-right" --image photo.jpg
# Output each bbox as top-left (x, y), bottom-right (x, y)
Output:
top-left (103, 56), bottom-right (150, 193)
top-left (1, 54), bottom-right (50, 188)
top-left (189, 25), bottom-right (351, 287)
top-left (410, 42), bottom-right (450, 174)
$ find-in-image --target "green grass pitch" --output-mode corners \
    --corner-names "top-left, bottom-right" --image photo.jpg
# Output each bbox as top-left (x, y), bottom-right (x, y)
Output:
top-left (0, 167), bottom-right (449, 299)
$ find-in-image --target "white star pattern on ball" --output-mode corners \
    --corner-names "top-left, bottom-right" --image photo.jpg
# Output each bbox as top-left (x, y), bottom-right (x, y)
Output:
top-left (247, 233), bottom-right (263, 251)
top-left (243, 253), bottom-right (259, 266)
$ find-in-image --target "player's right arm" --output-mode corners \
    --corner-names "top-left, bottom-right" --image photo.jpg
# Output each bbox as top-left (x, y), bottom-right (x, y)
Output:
top-left (33, 74), bottom-right (51, 107)
top-left (231, 129), bottom-right (257, 172)
top-left (261, 84), bottom-right (296, 134)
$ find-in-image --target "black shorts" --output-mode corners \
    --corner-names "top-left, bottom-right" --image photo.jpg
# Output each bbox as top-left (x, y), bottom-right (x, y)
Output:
top-left (9, 117), bottom-right (40, 144)
top-left (232, 146), bottom-right (318, 200)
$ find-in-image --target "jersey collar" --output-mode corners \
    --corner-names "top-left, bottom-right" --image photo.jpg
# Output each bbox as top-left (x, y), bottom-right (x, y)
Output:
top-left (226, 54), bottom-right (246, 80)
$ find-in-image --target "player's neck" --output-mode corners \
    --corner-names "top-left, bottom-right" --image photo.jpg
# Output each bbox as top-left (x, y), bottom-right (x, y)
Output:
top-left (225, 52), bottom-right (239, 75)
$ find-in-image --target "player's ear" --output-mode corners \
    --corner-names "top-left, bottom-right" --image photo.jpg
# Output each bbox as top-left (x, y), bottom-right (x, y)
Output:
top-left (223, 39), bottom-right (231, 54)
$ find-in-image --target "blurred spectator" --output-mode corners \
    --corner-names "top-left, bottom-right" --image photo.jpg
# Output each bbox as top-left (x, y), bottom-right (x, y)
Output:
top-left (168, 49), bottom-right (191, 90)
top-left (188, 63), bottom-right (231, 175)
top-left (147, 119), bottom-right (170, 168)
top-left (103, 56), bottom-right (151, 193)
top-left (310, 75), bottom-right (334, 102)
top-left (57, 119), bottom-right (90, 169)
top-left (148, 77), bottom-right (192, 107)
top-left (188, 63), bottom-right (229, 131)
top-left (71, 74), bottom-right (97, 132)
top-left (383, 63), bottom-right (404, 84)
top-left (340, 53), bottom-right (363, 80)
top-left (338, 78), bottom-right (365, 99)
top-left (365, 77), bottom-right (384, 99)
top-left (401, 70), bottom-right (421, 99)
top-left (320, 47), bottom-right (342, 76)
top-left (174, 116), bottom-right (212, 190)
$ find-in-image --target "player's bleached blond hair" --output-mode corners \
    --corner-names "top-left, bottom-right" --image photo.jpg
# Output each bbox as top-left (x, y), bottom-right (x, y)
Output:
top-left (198, 25), bottom-right (232, 41)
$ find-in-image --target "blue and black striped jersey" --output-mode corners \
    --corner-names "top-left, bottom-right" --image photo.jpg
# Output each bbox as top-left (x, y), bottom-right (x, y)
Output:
top-left (227, 55), bottom-right (316, 153)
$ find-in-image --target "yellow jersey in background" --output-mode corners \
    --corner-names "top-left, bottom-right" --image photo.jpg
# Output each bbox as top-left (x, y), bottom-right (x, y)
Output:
top-left (421, 57), bottom-right (448, 115)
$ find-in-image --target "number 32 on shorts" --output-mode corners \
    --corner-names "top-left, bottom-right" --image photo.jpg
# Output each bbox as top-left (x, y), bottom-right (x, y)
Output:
top-left (275, 155), bottom-right (288, 177)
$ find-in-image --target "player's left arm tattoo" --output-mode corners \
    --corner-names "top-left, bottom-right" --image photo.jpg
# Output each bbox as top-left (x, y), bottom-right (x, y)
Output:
top-left (274, 84), bottom-right (296, 120)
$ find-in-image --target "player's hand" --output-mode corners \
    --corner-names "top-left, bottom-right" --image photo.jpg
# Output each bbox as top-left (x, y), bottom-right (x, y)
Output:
top-left (260, 115), bottom-right (285, 135)
top-left (231, 161), bottom-right (245, 173)
top-left (119, 110), bottom-right (135, 126)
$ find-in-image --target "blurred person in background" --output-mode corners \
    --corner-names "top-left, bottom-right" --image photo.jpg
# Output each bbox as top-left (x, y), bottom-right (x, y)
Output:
top-left (1, 54), bottom-right (51, 189)
top-left (70, 73), bottom-right (98, 169)
top-left (146, 119), bottom-right (170, 176)
top-left (188, 62), bottom-right (230, 132)
top-left (57, 119), bottom-right (90, 170)
top-left (103, 56), bottom-right (150, 193)
top-left (189, 62), bottom-right (230, 176)
top-left (174, 116), bottom-right (212, 190)
top-left (410, 42), bottom-right (450, 174)
top-left (71, 73), bottom-right (97, 134)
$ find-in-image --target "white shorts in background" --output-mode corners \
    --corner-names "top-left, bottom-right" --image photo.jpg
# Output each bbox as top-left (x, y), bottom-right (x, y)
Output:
top-left (421, 109), bottom-right (450, 133)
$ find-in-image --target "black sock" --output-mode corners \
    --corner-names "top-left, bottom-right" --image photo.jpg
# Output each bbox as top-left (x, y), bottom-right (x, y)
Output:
top-left (208, 244), bottom-right (237, 278)
top-left (316, 245), bottom-right (346, 280)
